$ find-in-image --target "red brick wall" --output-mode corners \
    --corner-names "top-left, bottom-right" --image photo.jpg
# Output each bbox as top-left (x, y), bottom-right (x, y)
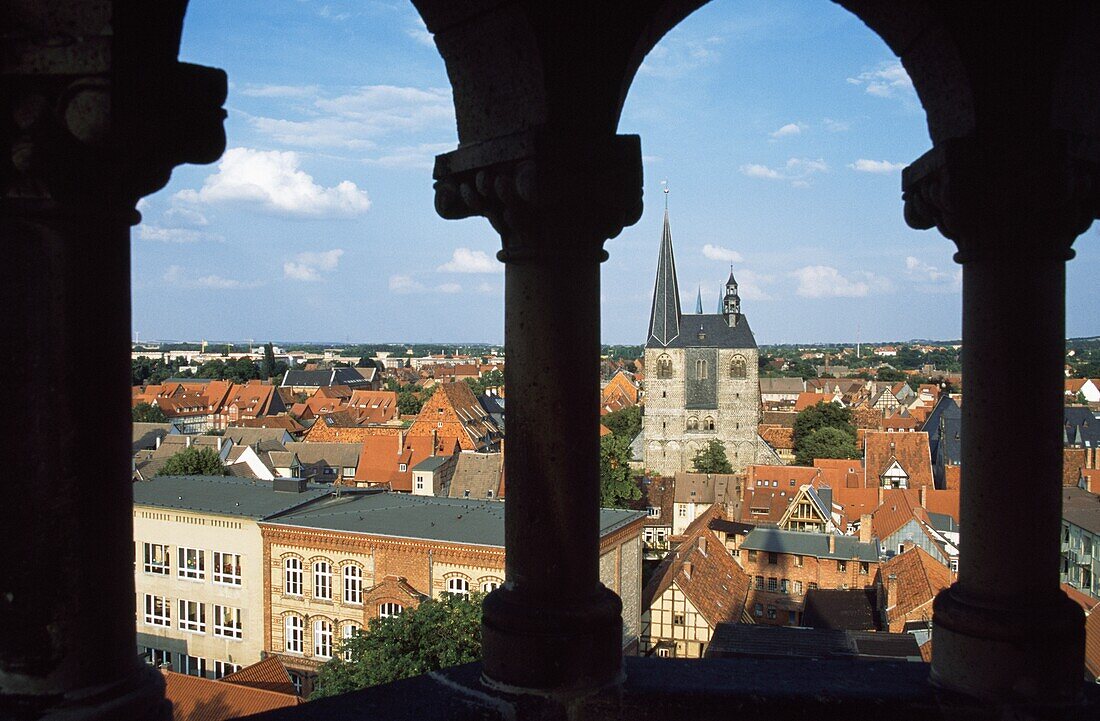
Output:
top-left (738, 549), bottom-right (879, 625)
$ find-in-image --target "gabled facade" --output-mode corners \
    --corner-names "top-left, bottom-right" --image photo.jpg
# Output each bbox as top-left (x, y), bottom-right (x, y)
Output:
top-left (407, 382), bottom-right (500, 451)
top-left (777, 485), bottom-right (842, 535)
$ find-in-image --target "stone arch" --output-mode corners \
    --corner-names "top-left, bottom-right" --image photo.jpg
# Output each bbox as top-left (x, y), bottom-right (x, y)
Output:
top-left (730, 355), bottom-right (747, 379)
top-left (686, 416), bottom-right (698, 431)
top-left (703, 416), bottom-right (715, 431)
top-left (656, 354), bottom-right (673, 379)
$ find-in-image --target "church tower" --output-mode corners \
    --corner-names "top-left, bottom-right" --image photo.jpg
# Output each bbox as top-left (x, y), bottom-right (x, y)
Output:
top-left (642, 208), bottom-right (771, 476)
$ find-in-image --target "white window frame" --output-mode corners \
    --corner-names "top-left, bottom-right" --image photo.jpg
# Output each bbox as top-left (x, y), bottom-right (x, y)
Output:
top-left (284, 558), bottom-right (303, 596)
top-left (285, 616), bottom-right (303, 654)
top-left (213, 660), bottom-right (241, 679)
top-left (646, 506), bottom-right (661, 518)
top-left (446, 577), bottom-right (470, 598)
top-left (313, 561), bottom-right (332, 600)
top-left (341, 624), bottom-right (360, 661)
top-left (415, 475), bottom-right (424, 491)
top-left (481, 580), bottom-right (501, 593)
top-left (314, 619), bottom-right (333, 659)
top-left (212, 551), bottom-right (242, 585)
top-left (343, 565), bottom-right (363, 605)
top-left (180, 654), bottom-right (205, 678)
top-left (145, 647), bottom-right (171, 667)
top-left (143, 594), bottom-right (171, 627)
top-left (379, 602), bottom-right (404, 619)
top-left (213, 605), bottom-right (243, 639)
top-left (143, 543), bottom-right (170, 575)
top-left (178, 599), bottom-right (206, 633)
top-left (177, 547), bottom-right (205, 580)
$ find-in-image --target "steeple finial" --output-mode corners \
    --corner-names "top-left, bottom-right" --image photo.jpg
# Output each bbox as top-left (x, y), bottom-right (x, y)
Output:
top-left (662, 179), bottom-right (669, 210)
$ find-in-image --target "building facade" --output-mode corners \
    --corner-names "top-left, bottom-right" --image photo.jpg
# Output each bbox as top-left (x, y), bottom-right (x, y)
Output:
top-left (642, 210), bottom-right (764, 476)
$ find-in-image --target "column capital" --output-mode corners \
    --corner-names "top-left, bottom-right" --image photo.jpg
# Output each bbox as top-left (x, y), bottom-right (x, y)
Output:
top-left (902, 134), bottom-right (1100, 263)
top-left (432, 130), bottom-right (643, 263)
top-left (2, 5), bottom-right (226, 221)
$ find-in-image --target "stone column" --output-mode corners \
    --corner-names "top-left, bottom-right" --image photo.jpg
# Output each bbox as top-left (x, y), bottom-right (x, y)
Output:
top-left (434, 130), bottom-right (642, 695)
top-left (903, 138), bottom-right (1096, 702)
top-left (0, 5), bottom-right (225, 718)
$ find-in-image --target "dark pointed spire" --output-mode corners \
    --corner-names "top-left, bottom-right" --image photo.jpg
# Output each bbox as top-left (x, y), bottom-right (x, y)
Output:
top-left (647, 208), bottom-right (681, 346)
top-left (726, 264), bottom-right (738, 289)
top-left (695, 285), bottom-right (703, 314)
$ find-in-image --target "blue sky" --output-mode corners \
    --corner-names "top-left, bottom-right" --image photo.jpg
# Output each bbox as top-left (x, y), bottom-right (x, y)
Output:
top-left (133, 0), bottom-right (1098, 345)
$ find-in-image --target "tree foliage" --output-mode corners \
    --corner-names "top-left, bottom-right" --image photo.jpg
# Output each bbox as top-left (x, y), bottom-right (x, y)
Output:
top-left (464, 369), bottom-right (504, 397)
top-left (310, 593), bottom-right (484, 699)
top-left (132, 402), bottom-right (168, 423)
top-left (600, 433), bottom-right (641, 508)
top-left (691, 439), bottom-right (734, 474)
top-left (795, 426), bottom-right (861, 466)
top-left (261, 342), bottom-right (277, 380)
top-left (156, 446), bottom-right (227, 476)
top-left (601, 405), bottom-right (641, 441)
top-left (397, 390), bottom-right (423, 416)
top-left (792, 402), bottom-right (856, 448)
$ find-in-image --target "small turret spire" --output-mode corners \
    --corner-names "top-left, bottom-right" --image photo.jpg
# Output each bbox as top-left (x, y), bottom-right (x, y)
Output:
top-left (695, 285), bottom-right (703, 314)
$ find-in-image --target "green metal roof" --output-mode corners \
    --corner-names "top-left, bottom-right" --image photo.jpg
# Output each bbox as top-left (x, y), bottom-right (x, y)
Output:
top-left (132, 475), bottom-right (333, 520)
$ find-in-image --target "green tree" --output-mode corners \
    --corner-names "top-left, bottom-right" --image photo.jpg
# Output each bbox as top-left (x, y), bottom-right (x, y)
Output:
top-left (600, 433), bottom-right (641, 508)
top-left (156, 446), bottom-right (227, 476)
top-left (397, 390), bottom-right (423, 416)
top-left (876, 366), bottom-right (907, 382)
top-left (311, 593), bottom-right (484, 699)
top-left (132, 402), bottom-right (169, 423)
top-left (795, 426), bottom-right (861, 465)
top-left (601, 405), bottom-right (641, 442)
top-left (261, 342), bottom-right (277, 380)
top-left (691, 439), bottom-right (734, 474)
top-left (792, 402), bottom-right (856, 449)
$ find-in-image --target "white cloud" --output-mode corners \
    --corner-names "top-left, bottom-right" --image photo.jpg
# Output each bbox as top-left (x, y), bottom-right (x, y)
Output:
top-left (476, 282), bottom-right (495, 294)
top-left (363, 142), bottom-right (454, 170)
top-left (437, 248), bottom-right (499, 273)
top-left (389, 275), bottom-right (424, 293)
top-left (769, 122), bottom-right (805, 139)
top-left (436, 283), bottom-right (462, 294)
top-left (791, 265), bottom-right (890, 298)
top-left (740, 157), bottom-right (828, 186)
top-left (702, 244), bottom-right (743, 263)
top-left (163, 265), bottom-right (261, 290)
top-left (849, 158), bottom-right (907, 173)
top-left (283, 249), bottom-right (344, 282)
top-left (238, 84), bottom-right (321, 98)
top-left (138, 225), bottom-right (222, 243)
top-left (904, 256), bottom-right (961, 293)
top-left (847, 61), bottom-right (914, 99)
top-left (735, 270), bottom-right (775, 301)
top-left (823, 117), bottom-right (851, 133)
top-left (639, 33), bottom-right (724, 78)
top-left (176, 148), bottom-right (371, 218)
top-left (164, 206), bottom-right (208, 226)
top-left (407, 17), bottom-right (434, 46)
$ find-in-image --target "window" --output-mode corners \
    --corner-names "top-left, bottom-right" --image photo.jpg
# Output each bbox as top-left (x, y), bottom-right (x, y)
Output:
top-left (768, 552), bottom-right (778, 565)
top-left (837, 560), bottom-right (847, 573)
top-left (341, 624), bottom-right (360, 661)
top-left (678, 506), bottom-right (687, 518)
top-left (788, 611), bottom-right (798, 625)
top-left (486, 490), bottom-right (495, 498)
top-left (793, 581), bottom-right (803, 595)
top-left (481, 580), bottom-right (502, 593)
top-left (447, 577), bottom-right (470, 598)
top-left (143, 543), bottom-right (170, 575)
top-left (780, 579), bottom-right (790, 594)
top-left (656, 355), bottom-right (673, 379)
top-left (860, 561), bottom-right (870, 575)
top-left (950, 557), bottom-right (959, 573)
top-left (415, 476), bottom-right (424, 491)
top-left (695, 359), bottom-right (708, 379)
top-left (289, 672), bottom-right (303, 696)
top-left (795, 555), bottom-right (804, 568)
top-left (177, 547), bottom-right (205, 580)
top-left (646, 506), bottom-right (661, 518)
top-left (656, 648), bottom-right (671, 658)
top-left (213, 660), bottom-right (241, 679)
top-left (285, 616), bottom-right (303, 653)
top-left (143, 594), bottom-right (171, 627)
top-left (730, 356), bottom-right (747, 379)
top-left (313, 561), bottom-right (332, 600)
top-left (672, 613), bottom-right (685, 626)
top-left (747, 550), bottom-right (758, 562)
top-left (767, 577), bottom-right (778, 591)
top-left (399, 463), bottom-right (408, 472)
top-left (753, 603), bottom-right (764, 617)
top-left (754, 575), bottom-right (764, 590)
top-left (213, 605), bottom-right (242, 639)
top-left (178, 600), bottom-right (205, 633)
top-left (767, 606), bottom-right (777, 620)
top-left (314, 619), bottom-right (333, 658)
top-left (379, 602), bottom-right (404, 618)
top-left (145, 647), bottom-right (171, 667)
top-left (284, 558), bottom-right (303, 596)
top-left (180, 654), bottom-right (205, 678)
top-left (343, 565), bottom-right (363, 604)
top-left (703, 417), bottom-right (715, 431)
top-left (686, 417), bottom-right (698, 431)
top-left (809, 582), bottom-right (819, 591)
top-left (212, 551), bottom-right (241, 585)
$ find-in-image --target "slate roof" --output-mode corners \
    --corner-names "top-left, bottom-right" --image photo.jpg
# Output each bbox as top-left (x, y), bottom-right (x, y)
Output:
top-left (132, 475), bottom-right (332, 519)
top-left (657, 313), bottom-right (758, 350)
top-left (647, 209), bottom-right (682, 347)
top-left (739, 527), bottom-right (880, 562)
top-left (1063, 486), bottom-right (1100, 534)
top-left (801, 588), bottom-right (881, 630)
top-left (132, 422), bottom-right (177, 452)
top-left (265, 492), bottom-right (644, 547)
top-left (446, 452), bottom-right (503, 500)
top-left (1065, 407), bottom-right (1100, 447)
top-left (281, 367), bottom-right (372, 389)
top-left (705, 624), bottom-right (920, 661)
top-left (674, 472), bottom-right (735, 504)
top-left (161, 670), bottom-right (300, 720)
top-left (759, 378), bottom-right (805, 395)
top-left (225, 427), bottom-right (292, 447)
top-left (285, 442), bottom-right (361, 469)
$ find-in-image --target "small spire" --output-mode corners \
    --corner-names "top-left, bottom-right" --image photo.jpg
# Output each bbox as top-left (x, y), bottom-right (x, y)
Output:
top-left (695, 285), bottom-right (703, 314)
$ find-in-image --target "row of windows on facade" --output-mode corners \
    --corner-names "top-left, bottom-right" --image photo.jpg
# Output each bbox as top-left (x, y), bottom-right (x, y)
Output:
top-left (142, 594), bottom-right (243, 638)
top-left (142, 647), bottom-right (240, 680)
top-left (281, 558), bottom-right (502, 601)
top-left (141, 543), bottom-right (242, 585)
top-left (654, 355), bottom-right (749, 380)
top-left (283, 615), bottom-right (369, 660)
top-left (744, 550), bottom-right (871, 577)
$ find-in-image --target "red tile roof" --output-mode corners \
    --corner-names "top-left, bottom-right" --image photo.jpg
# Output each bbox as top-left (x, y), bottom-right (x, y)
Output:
top-left (161, 670), bottom-right (300, 720)
top-left (347, 390), bottom-right (399, 424)
top-left (864, 431), bottom-right (934, 488)
top-left (876, 547), bottom-right (954, 633)
top-left (354, 434), bottom-right (460, 491)
top-left (220, 656), bottom-right (297, 696)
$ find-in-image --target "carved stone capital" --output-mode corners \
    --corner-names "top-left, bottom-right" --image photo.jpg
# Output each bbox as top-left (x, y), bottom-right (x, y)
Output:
top-left (902, 135), bottom-right (1100, 263)
top-left (2, 3), bottom-right (226, 221)
top-left (432, 130), bottom-right (643, 264)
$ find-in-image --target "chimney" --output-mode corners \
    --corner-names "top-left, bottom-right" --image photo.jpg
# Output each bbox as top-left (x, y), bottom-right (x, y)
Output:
top-left (185, 436), bottom-right (192, 448)
top-left (828, 534), bottom-right (836, 554)
top-left (398, 430), bottom-right (405, 455)
top-left (698, 535), bottom-right (707, 555)
top-left (155, 436), bottom-right (161, 450)
top-left (919, 485), bottom-right (927, 508)
top-left (859, 514), bottom-right (873, 544)
top-left (217, 437), bottom-right (223, 452)
top-left (886, 573), bottom-right (898, 611)
top-left (877, 486), bottom-right (884, 505)
top-left (683, 562), bottom-right (692, 579)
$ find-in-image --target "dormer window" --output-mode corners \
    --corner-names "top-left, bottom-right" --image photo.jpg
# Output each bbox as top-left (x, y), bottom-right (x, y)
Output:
top-left (399, 463), bottom-right (407, 472)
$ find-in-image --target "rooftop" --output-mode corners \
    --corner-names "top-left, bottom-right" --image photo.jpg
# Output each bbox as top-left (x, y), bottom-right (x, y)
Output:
top-left (740, 527), bottom-right (881, 562)
top-left (132, 475), bottom-right (333, 519)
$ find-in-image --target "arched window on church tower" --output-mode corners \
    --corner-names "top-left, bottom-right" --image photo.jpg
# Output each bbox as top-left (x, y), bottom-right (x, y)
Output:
top-left (687, 417), bottom-right (698, 431)
top-left (703, 416), bottom-right (715, 431)
top-left (656, 354), bottom-right (673, 379)
top-left (730, 355), bottom-right (747, 379)
top-left (695, 359), bottom-right (708, 379)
